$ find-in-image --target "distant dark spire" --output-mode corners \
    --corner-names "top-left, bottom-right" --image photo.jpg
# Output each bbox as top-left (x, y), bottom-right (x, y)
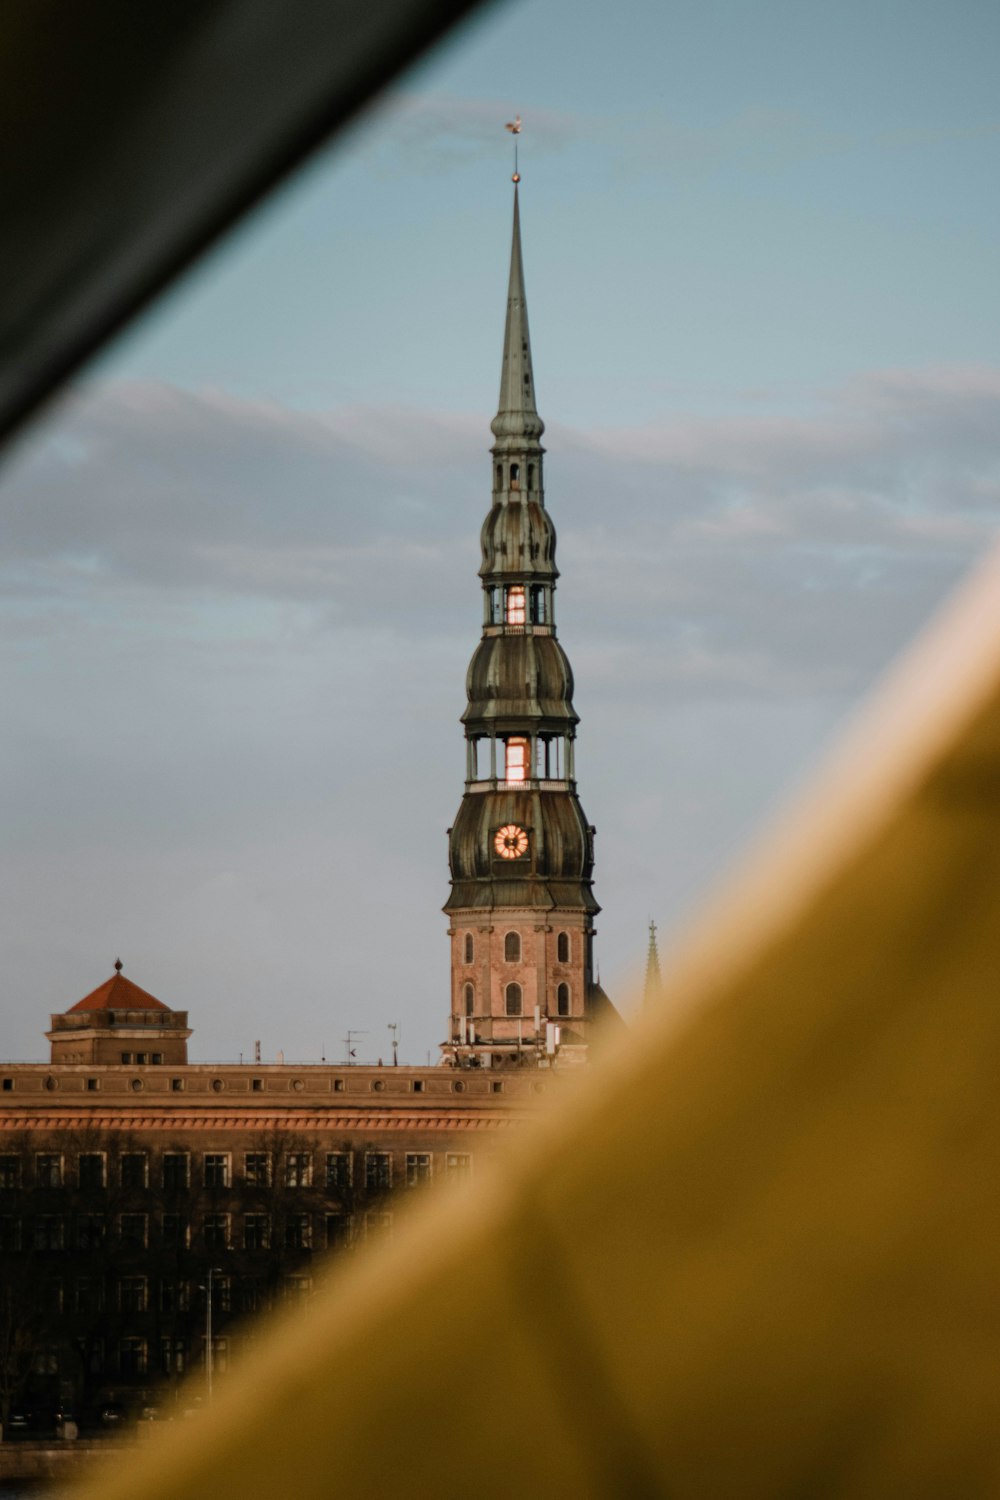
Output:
top-left (643, 921), bottom-right (662, 1008)
top-left (490, 185), bottom-right (544, 449)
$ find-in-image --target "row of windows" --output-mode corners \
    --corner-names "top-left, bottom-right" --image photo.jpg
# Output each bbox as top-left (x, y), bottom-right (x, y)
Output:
top-left (485, 584), bottom-right (548, 628)
top-left (0, 1150), bottom-right (471, 1196)
top-left (4, 1075), bottom-right (442, 1096)
top-left (461, 931), bottom-right (572, 965)
top-left (494, 461), bottom-right (536, 493)
top-left (0, 1207), bottom-right (384, 1254)
top-left (461, 983), bottom-right (571, 1018)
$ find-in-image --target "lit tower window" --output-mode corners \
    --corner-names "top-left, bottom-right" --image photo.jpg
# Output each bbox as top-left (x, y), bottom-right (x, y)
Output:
top-left (505, 738), bottom-right (528, 782)
top-left (505, 586), bottom-right (525, 625)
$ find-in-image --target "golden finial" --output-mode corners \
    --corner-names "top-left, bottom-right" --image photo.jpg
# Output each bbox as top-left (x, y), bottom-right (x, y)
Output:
top-left (505, 115), bottom-right (522, 182)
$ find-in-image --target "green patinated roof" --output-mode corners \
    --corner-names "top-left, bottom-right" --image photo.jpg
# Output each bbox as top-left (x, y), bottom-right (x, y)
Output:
top-left (490, 187), bottom-right (544, 449)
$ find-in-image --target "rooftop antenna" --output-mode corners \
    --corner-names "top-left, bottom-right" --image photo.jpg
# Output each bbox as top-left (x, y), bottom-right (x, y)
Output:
top-left (505, 114), bottom-right (522, 183)
top-left (388, 1023), bottom-right (399, 1067)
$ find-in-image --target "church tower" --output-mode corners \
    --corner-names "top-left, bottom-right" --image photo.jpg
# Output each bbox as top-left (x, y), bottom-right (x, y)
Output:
top-left (443, 181), bottom-right (602, 1070)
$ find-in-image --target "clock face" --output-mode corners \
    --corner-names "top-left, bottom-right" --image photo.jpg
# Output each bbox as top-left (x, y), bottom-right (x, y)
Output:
top-left (494, 824), bottom-right (529, 860)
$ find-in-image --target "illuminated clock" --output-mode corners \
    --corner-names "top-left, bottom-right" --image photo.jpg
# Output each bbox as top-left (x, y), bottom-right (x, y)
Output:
top-left (494, 824), bottom-right (529, 860)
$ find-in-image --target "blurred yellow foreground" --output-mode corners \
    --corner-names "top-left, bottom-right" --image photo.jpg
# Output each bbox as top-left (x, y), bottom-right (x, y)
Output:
top-left (70, 539), bottom-right (1000, 1498)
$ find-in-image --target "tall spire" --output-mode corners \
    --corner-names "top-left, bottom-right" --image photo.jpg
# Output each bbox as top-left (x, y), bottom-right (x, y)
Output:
top-left (491, 186), bottom-right (544, 449)
top-left (644, 920), bottom-right (662, 1008)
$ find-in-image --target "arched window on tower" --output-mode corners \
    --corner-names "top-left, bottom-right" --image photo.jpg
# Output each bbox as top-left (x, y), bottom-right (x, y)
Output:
top-left (510, 463), bottom-right (520, 490)
top-left (504, 931), bottom-right (521, 963)
top-left (505, 982), bottom-right (522, 1017)
top-left (464, 983), bottom-right (475, 1018)
top-left (496, 463), bottom-right (503, 489)
top-left (464, 932), bottom-right (474, 964)
top-left (505, 585), bottom-right (525, 626)
top-left (557, 983), bottom-right (570, 1017)
top-left (557, 932), bottom-right (570, 964)
top-left (527, 464), bottom-right (535, 491)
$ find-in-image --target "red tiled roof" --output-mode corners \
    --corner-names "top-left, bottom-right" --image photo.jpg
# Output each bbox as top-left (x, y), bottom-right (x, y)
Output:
top-left (67, 972), bottom-right (171, 1014)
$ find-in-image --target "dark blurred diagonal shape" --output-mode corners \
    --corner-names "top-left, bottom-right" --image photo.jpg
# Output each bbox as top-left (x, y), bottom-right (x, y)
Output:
top-left (0, 0), bottom-right (489, 447)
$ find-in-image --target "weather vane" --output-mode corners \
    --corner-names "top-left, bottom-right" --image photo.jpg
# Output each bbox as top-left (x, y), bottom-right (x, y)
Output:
top-left (505, 115), bottom-right (522, 182)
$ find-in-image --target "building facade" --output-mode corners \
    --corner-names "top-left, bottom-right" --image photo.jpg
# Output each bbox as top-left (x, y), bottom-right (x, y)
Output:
top-left (0, 182), bottom-right (615, 1425)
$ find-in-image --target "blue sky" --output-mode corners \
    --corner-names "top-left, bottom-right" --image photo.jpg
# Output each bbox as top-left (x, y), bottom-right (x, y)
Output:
top-left (2, 0), bottom-right (1000, 1063)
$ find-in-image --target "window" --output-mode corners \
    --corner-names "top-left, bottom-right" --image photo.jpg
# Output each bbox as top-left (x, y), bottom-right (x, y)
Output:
top-left (488, 585), bottom-right (502, 624)
top-left (77, 1213), bottom-right (105, 1250)
top-left (73, 1278), bottom-right (101, 1314)
top-left (326, 1214), bottom-right (352, 1249)
top-left (284, 1153), bottom-right (312, 1188)
top-left (504, 931), bottom-right (521, 963)
top-left (241, 1283), bottom-right (267, 1316)
top-left (1, 1079), bottom-right (11, 1092)
top-left (205, 1336), bottom-right (229, 1372)
top-left (119, 1276), bottom-right (147, 1313)
top-left (136, 1053), bottom-right (148, 1065)
top-left (509, 462), bottom-right (520, 488)
top-left (557, 982), bottom-right (570, 1017)
top-left (120, 1052), bottom-right (133, 1064)
top-left (244, 1152), bottom-right (271, 1186)
top-left (36, 1153), bottom-right (62, 1188)
top-left (252, 1078), bottom-right (263, 1091)
top-left (33, 1215), bottom-right (64, 1251)
top-left (284, 1214), bottom-right (312, 1251)
top-left (365, 1153), bottom-right (391, 1193)
top-left (0, 1216), bottom-right (21, 1250)
top-left (463, 932), bottom-right (474, 964)
top-left (495, 463), bottom-right (503, 488)
top-left (412, 1078), bottom-right (424, 1093)
top-left (530, 585), bottom-right (547, 624)
top-left (152, 1052), bottom-right (163, 1065)
top-left (171, 1078), bottom-right (184, 1092)
top-left (491, 1080), bottom-right (504, 1094)
top-left (364, 1211), bottom-right (393, 1241)
top-left (161, 1213), bottom-right (189, 1249)
top-left (446, 1154), bottom-right (472, 1179)
top-left (161, 1339), bottom-right (187, 1376)
top-left (325, 1153), bottom-right (352, 1192)
top-left (504, 737), bottom-right (528, 782)
top-left (505, 982), bottom-right (523, 1017)
top-left (119, 1339), bottom-right (147, 1377)
top-left (120, 1213), bottom-right (147, 1249)
top-left (214, 1276), bottom-right (232, 1314)
top-left (405, 1154), bottom-right (431, 1188)
top-left (78, 1153), bottom-right (105, 1190)
top-left (284, 1276), bottom-right (312, 1304)
top-left (162, 1153), bottom-right (189, 1191)
top-left (33, 1347), bottom-right (59, 1376)
top-left (333, 1078), bottom-right (345, 1092)
top-left (464, 982), bottom-right (474, 1017)
top-left (204, 1213), bottom-right (229, 1251)
top-left (243, 1214), bottom-right (270, 1251)
top-left (159, 1280), bottom-right (190, 1314)
top-left (527, 463), bottom-right (535, 491)
top-left (204, 1153), bottom-right (230, 1189)
top-left (0, 1155), bottom-right (21, 1189)
top-left (120, 1153), bottom-right (147, 1190)
top-left (505, 585), bottom-right (526, 626)
top-left (557, 931), bottom-right (570, 964)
